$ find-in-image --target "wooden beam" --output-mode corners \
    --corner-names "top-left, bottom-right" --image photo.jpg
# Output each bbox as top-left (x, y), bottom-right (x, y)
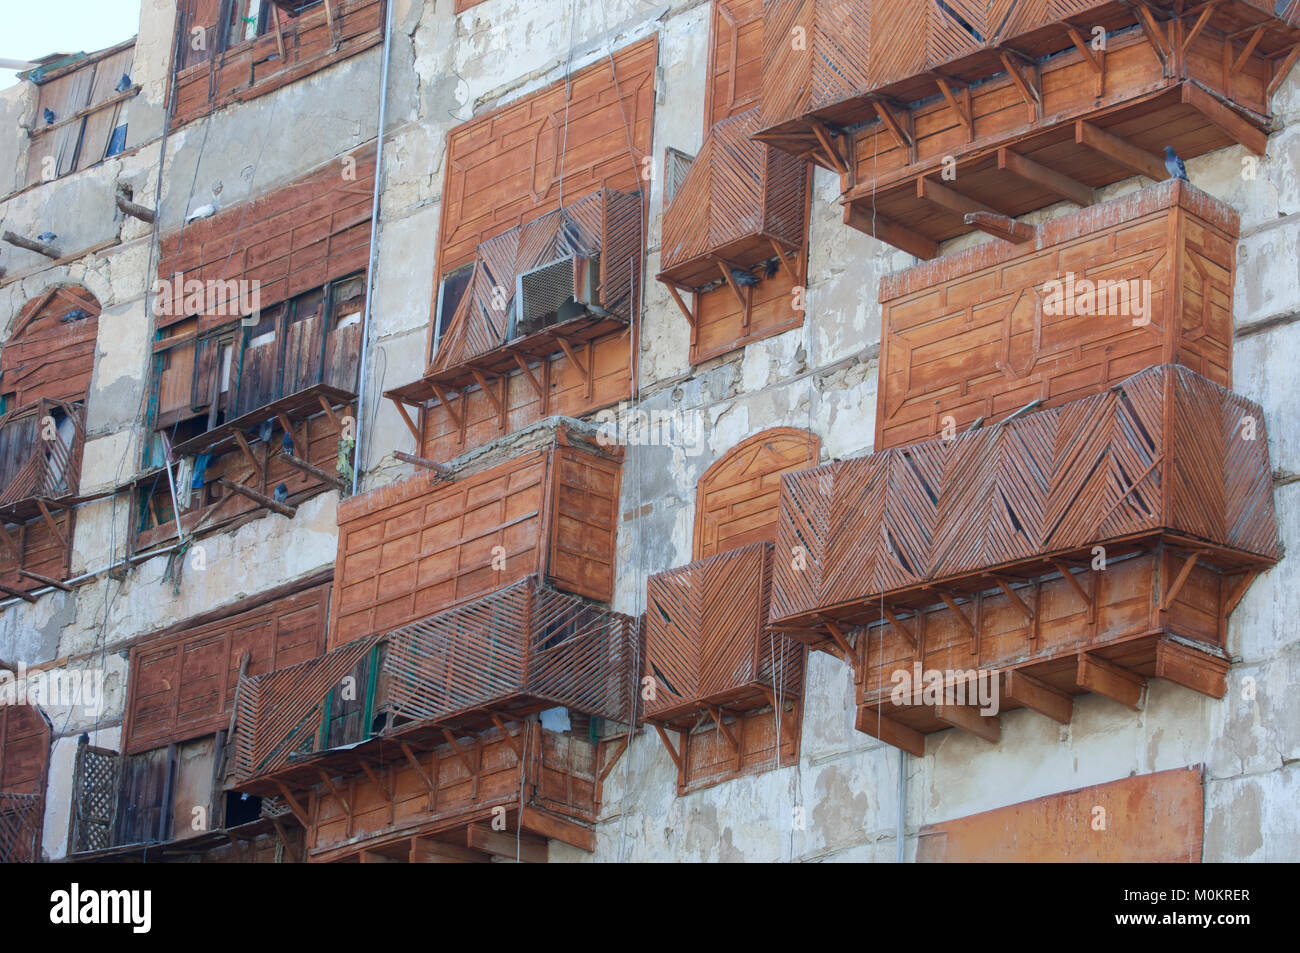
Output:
top-left (511, 353), bottom-right (545, 399)
top-left (714, 257), bottom-right (748, 309)
top-left (0, 522), bottom-right (18, 559)
top-left (936, 590), bottom-right (978, 653)
top-left (964, 210), bottom-right (1035, 243)
top-left (489, 713), bottom-right (523, 759)
top-left (1050, 559), bottom-right (1095, 623)
top-left (217, 479), bottom-right (296, 517)
top-left (279, 451), bottom-right (346, 490)
top-left (844, 204), bottom-right (938, 260)
top-left (389, 396), bottom-right (422, 445)
top-left (115, 192), bottom-right (156, 224)
top-left (0, 582), bottom-right (37, 603)
top-left (652, 724), bottom-right (682, 771)
top-left (1183, 2), bottom-right (1220, 52)
top-left (395, 451), bottom-right (450, 478)
top-left (556, 338), bottom-right (588, 381)
top-left (316, 395), bottom-right (342, 431)
top-left (999, 51), bottom-right (1041, 114)
top-left (664, 282), bottom-right (695, 325)
top-left (270, 817), bottom-right (299, 863)
top-left (273, 782), bottom-right (310, 827)
top-left (1223, 569), bottom-right (1260, 616)
top-left (810, 118), bottom-right (849, 174)
top-left (1004, 669), bottom-right (1073, 724)
top-left (706, 706), bottom-right (740, 756)
top-left (1075, 121), bottom-right (1167, 181)
top-left (466, 824), bottom-right (547, 863)
top-left (440, 728), bottom-right (477, 777)
top-left (916, 177), bottom-right (1000, 220)
top-left (316, 769), bottom-right (351, 816)
top-left (933, 75), bottom-right (973, 141)
top-left (410, 836), bottom-right (489, 863)
top-left (520, 806), bottom-right (596, 853)
top-left (1268, 43), bottom-right (1300, 98)
top-left (359, 761), bottom-right (391, 802)
top-left (469, 368), bottom-right (504, 417)
top-left (935, 703), bottom-right (1000, 744)
top-left (990, 575), bottom-right (1034, 622)
top-left (1160, 551), bottom-right (1202, 610)
top-left (2, 230), bottom-right (61, 260)
top-left (1077, 653), bottom-right (1146, 710)
top-left (1065, 26), bottom-right (1103, 72)
top-left (1133, 2), bottom-right (1172, 64)
top-left (428, 383), bottom-right (462, 431)
top-left (399, 742), bottom-right (438, 797)
top-left (855, 707), bottom-right (925, 757)
top-left (233, 431), bottom-right (264, 485)
top-left (1155, 638), bottom-right (1229, 699)
top-left (1231, 24), bottom-right (1266, 73)
top-left (35, 500), bottom-right (68, 550)
top-left (767, 238), bottom-right (798, 281)
top-left (18, 570), bottom-right (71, 592)
top-left (1181, 82), bottom-right (1268, 155)
top-left (998, 147), bottom-right (1092, 205)
top-left (880, 605), bottom-right (915, 648)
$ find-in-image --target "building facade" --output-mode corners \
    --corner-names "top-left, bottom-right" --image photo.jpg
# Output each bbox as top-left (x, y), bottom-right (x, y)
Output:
top-left (0, 0), bottom-right (1297, 863)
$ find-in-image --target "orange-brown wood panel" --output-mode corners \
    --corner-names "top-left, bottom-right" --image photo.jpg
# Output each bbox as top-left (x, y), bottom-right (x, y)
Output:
top-left (876, 180), bottom-right (1237, 450)
top-left (916, 767), bottom-right (1205, 861)
top-left (1, 286), bottom-right (100, 407)
top-left (330, 439), bottom-right (621, 647)
top-left (0, 510), bottom-right (74, 595)
top-left (669, 703), bottom-right (801, 796)
top-left (694, 427), bottom-right (819, 561)
top-left (690, 268), bottom-right (806, 364)
top-left (155, 144), bottom-right (375, 332)
top-left (0, 704), bottom-right (51, 796)
top-left (122, 583), bottom-right (329, 754)
top-left (705, 0), bottom-right (766, 130)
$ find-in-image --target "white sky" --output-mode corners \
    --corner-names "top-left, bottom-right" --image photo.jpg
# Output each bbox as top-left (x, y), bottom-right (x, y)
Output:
top-left (1, 0), bottom-right (143, 89)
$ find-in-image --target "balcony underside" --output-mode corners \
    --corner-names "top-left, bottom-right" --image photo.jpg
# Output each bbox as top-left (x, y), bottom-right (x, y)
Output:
top-left (170, 381), bottom-right (357, 457)
top-left (384, 313), bottom-right (627, 407)
top-left (841, 83), bottom-right (1260, 258)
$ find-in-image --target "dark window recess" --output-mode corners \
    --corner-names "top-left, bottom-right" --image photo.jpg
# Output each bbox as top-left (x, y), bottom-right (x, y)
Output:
top-left (319, 645), bottom-right (382, 750)
top-left (223, 791), bottom-right (262, 827)
top-left (432, 264), bottom-right (473, 359)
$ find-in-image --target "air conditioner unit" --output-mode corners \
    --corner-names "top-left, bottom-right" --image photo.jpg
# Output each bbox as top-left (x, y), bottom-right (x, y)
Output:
top-left (512, 253), bottom-right (599, 340)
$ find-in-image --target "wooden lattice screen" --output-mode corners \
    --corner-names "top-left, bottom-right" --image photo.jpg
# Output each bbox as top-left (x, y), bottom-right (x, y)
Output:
top-left (645, 542), bottom-right (804, 726)
top-left (69, 743), bottom-right (119, 855)
top-left (0, 703), bottom-right (50, 863)
top-left (771, 364), bottom-right (1281, 630)
top-left (384, 576), bottom-right (640, 728)
top-left (0, 792), bottom-right (44, 863)
top-left (658, 107), bottom-right (809, 291)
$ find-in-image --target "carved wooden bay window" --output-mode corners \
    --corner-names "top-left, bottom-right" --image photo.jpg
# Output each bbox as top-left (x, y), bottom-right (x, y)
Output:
top-left (230, 576), bottom-right (638, 861)
top-left (645, 428), bottom-right (817, 794)
top-left (768, 365), bottom-right (1280, 755)
top-left (755, 0), bottom-right (1300, 257)
top-left (0, 286), bottom-right (99, 596)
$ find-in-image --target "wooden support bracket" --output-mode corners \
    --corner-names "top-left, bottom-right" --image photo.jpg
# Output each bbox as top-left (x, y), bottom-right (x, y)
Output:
top-left (936, 590), bottom-right (979, 655)
top-left (1160, 551), bottom-right (1202, 611)
top-left (389, 395), bottom-right (422, 445)
top-left (441, 728), bottom-right (477, 779)
top-left (916, 177), bottom-right (1001, 221)
top-left (511, 353), bottom-right (546, 399)
top-left (810, 118), bottom-right (850, 174)
top-left (1050, 558), bottom-right (1096, 622)
top-left (855, 707), bottom-right (925, 757)
top-left (935, 703), bottom-right (1000, 743)
top-left (664, 282), bottom-right (696, 325)
top-left (18, 570), bottom-right (71, 592)
top-left (233, 431), bottom-right (264, 485)
top-left (489, 713), bottom-right (523, 759)
top-left (1077, 652), bottom-right (1146, 710)
top-left (35, 500), bottom-right (68, 550)
top-left (316, 769), bottom-right (351, 816)
top-left (652, 723), bottom-right (682, 771)
top-left (274, 782), bottom-right (309, 827)
top-left (1268, 44), bottom-right (1300, 98)
top-left (1004, 669), bottom-right (1073, 724)
top-left (879, 605), bottom-right (916, 649)
top-left (1075, 121), bottom-right (1167, 181)
top-left (428, 383), bottom-right (463, 431)
top-left (964, 210), bottom-right (1035, 243)
top-left (395, 451), bottom-right (451, 479)
top-left (0, 583), bottom-right (37, 603)
top-left (279, 451), bottom-right (346, 490)
top-left (115, 192), bottom-right (157, 224)
top-left (1181, 82), bottom-right (1268, 155)
top-left (556, 338), bottom-right (588, 382)
top-left (933, 74), bottom-right (973, 141)
top-left (2, 231), bottom-right (61, 260)
top-left (359, 761), bottom-right (391, 802)
top-left (844, 204), bottom-right (938, 260)
top-left (991, 575), bottom-right (1035, 623)
top-left (400, 742), bottom-right (439, 797)
top-left (1223, 569), bottom-right (1260, 616)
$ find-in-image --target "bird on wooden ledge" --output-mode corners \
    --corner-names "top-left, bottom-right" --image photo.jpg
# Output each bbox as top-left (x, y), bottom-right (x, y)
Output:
top-left (1164, 146), bottom-right (1189, 182)
top-left (273, 483), bottom-right (289, 505)
top-left (730, 267), bottom-right (759, 288)
top-left (281, 430), bottom-right (295, 457)
top-left (43, 108), bottom-right (55, 125)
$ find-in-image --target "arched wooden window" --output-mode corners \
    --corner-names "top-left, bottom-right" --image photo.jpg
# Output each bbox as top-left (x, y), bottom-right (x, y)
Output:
top-left (1, 285), bottom-right (99, 410)
top-left (0, 703), bottom-right (51, 863)
top-left (693, 426), bottom-right (820, 560)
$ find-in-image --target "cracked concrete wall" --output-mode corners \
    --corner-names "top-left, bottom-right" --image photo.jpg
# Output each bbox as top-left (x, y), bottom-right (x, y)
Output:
top-left (0, 0), bottom-right (1296, 863)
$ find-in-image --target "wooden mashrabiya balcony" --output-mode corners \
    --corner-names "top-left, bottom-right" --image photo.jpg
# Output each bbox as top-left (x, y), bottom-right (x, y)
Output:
top-left (754, 0), bottom-right (1300, 257)
top-left (769, 364), bottom-right (1280, 754)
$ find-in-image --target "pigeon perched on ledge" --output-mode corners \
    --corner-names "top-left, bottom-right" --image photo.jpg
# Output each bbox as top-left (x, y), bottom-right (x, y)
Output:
top-left (43, 108), bottom-right (55, 125)
top-left (281, 431), bottom-right (295, 458)
top-left (1164, 146), bottom-right (1188, 182)
top-left (273, 483), bottom-right (289, 505)
top-left (115, 73), bottom-right (132, 93)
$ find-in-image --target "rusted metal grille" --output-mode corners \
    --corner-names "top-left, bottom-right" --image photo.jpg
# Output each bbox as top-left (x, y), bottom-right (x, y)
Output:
top-left (658, 107), bottom-right (808, 290)
top-left (232, 635), bottom-right (381, 785)
top-left (645, 542), bottom-right (804, 726)
top-left (384, 576), bottom-right (639, 728)
top-left (0, 792), bottom-right (43, 863)
top-left (430, 189), bottom-right (641, 380)
top-left (770, 364), bottom-right (1281, 629)
top-left (69, 744), bottom-right (119, 854)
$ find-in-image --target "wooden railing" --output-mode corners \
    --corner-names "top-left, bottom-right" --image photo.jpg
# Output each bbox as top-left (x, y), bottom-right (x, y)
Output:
top-left (0, 398), bottom-right (85, 515)
top-left (0, 792), bottom-right (43, 863)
